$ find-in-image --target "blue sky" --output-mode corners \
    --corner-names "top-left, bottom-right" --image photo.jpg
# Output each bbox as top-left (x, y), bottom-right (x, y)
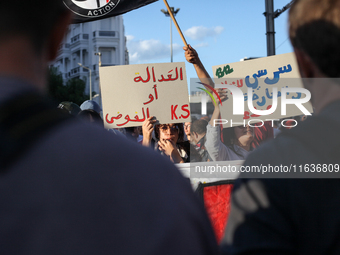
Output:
top-left (123, 0), bottom-right (294, 92)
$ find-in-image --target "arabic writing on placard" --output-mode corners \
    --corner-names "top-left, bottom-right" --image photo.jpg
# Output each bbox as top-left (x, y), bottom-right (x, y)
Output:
top-left (105, 66), bottom-right (190, 127)
top-left (215, 64), bottom-right (234, 78)
top-left (218, 64), bottom-right (303, 119)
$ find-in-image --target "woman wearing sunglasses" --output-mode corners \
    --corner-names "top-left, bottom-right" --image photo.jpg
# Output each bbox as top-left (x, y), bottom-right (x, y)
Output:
top-left (142, 118), bottom-right (190, 164)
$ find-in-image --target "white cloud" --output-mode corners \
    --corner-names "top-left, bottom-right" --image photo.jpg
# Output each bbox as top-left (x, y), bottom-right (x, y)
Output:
top-left (125, 35), bottom-right (134, 41)
top-left (127, 38), bottom-right (182, 64)
top-left (184, 26), bottom-right (224, 41)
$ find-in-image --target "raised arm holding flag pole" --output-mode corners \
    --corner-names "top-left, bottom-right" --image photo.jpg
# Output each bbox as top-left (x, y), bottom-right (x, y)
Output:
top-left (161, 0), bottom-right (215, 90)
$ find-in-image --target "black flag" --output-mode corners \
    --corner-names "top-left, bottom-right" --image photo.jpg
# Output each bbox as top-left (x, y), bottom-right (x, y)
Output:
top-left (64, 0), bottom-right (158, 24)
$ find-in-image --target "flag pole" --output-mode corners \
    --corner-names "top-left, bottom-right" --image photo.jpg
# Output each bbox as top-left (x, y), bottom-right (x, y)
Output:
top-left (162, 0), bottom-right (188, 47)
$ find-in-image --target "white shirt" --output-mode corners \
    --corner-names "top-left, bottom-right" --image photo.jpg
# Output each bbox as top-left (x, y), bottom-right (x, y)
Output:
top-left (205, 123), bottom-right (251, 161)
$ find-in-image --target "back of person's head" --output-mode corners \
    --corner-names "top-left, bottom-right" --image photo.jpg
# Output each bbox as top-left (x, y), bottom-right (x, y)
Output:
top-left (200, 116), bottom-right (209, 123)
top-left (0, 1), bottom-right (68, 54)
top-left (78, 109), bottom-right (103, 127)
top-left (191, 119), bottom-right (208, 136)
top-left (289, 0), bottom-right (340, 77)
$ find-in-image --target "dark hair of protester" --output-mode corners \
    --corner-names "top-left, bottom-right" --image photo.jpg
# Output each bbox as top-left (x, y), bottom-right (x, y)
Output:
top-left (78, 109), bottom-right (103, 128)
top-left (222, 127), bottom-right (253, 157)
top-left (0, 1), bottom-right (67, 54)
top-left (289, 0), bottom-right (340, 78)
top-left (200, 115), bottom-right (209, 123)
top-left (154, 123), bottom-right (185, 142)
top-left (191, 119), bottom-right (208, 135)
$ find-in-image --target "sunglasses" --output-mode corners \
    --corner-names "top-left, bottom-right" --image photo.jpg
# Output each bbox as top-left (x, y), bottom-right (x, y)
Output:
top-left (160, 125), bottom-right (179, 132)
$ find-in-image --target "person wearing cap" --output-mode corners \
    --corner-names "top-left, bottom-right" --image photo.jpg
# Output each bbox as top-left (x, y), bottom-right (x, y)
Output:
top-left (78, 100), bottom-right (103, 127)
top-left (80, 99), bottom-right (102, 114)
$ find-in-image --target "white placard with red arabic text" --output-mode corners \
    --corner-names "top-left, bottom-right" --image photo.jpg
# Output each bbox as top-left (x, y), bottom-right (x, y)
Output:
top-left (100, 62), bottom-right (191, 128)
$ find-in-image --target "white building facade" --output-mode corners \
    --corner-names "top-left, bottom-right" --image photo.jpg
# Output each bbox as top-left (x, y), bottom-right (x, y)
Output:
top-left (52, 16), bottom-right (129, 105)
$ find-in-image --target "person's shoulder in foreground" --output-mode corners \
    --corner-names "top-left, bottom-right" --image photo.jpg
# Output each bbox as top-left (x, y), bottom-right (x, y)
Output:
top-left (1, 116), bottom-right (219, 254)
top-left (221, 0), bottom-right (340, 253)
top-left (220, 101), bottom-right (340, 255)
top-left (0, 1), bottom-right (219, 254)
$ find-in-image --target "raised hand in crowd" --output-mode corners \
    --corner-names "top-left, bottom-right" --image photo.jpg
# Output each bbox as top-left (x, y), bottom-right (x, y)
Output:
top-left (158, 138), bottom-right (185, 164)
top-left (183, 44), bottom-right (215, 89)
top-left (142, 116), bottom-right (157, 147)
top-left (209, 88), bottom-right (228, 127)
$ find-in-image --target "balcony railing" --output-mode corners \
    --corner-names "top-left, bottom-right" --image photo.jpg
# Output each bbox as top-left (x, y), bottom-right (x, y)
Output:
top-left (58, 43), bottom-right (70, 50)
top-left (93, 31), bottom-right (116, 37)
top-left (69, 66), bottom-right (80, 77)
top-left (71, 34), bottom-right (79, 44)
top-left (71, 34), bottom-right (89, 44)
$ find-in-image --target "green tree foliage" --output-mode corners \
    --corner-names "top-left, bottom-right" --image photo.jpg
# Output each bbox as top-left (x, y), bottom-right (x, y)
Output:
top-left (48, 67), bottom-right (89, 106)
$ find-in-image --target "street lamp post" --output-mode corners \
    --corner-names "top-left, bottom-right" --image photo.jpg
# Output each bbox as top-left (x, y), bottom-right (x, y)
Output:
top-left (78, 63), bottom-right (92, 100)
top-left (161, 7), bottom-right (180, 62)
top-left (264, 0), bottom-right (295, 56)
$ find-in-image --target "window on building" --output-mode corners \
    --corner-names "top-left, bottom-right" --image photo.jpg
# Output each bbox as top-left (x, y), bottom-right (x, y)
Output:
top-left (100, 47), bottom-right (116, 65)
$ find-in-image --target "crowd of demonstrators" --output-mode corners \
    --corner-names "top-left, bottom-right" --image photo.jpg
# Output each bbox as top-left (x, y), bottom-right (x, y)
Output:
top-left (0, 1), bottom-right (220, 254)
top-left (221, 0), bottom-right (340, 254)
top-left (183, 45), bottom-right (317, 161)
top-left (142, 116), bottom-right (190, 163)
top-left (184, 45), bottom-right (257, 161)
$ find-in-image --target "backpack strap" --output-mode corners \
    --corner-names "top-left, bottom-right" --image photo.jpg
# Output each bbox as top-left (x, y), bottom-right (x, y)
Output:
top-left (0, 92), bottom-right (72, 170)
